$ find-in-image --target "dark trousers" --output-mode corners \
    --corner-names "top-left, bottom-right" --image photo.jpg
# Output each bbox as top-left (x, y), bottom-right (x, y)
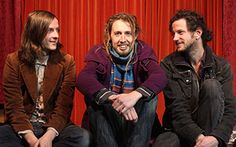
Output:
top-left (86, 97), bottom-right (157, 147)
top-left (0, 124), bottom-right (90, 147)
top-left (153, 79), bottom-right (225, 147)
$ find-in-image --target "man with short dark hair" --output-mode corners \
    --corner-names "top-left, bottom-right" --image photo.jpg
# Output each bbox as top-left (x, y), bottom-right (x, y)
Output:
top-left (153, 10), bottom-right (236, 147)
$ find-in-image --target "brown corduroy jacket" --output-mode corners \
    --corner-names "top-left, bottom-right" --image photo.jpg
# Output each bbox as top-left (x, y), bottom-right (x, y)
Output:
top-left (2, 50), bottom-right (76, 133)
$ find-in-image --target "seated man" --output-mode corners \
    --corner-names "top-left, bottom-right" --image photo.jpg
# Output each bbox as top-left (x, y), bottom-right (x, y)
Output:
top-left (77, 12), bottom-right (167, 147)
top-left (0, 10), bottom-right (89, 147)
top-left (153, 10), bottom-right (236, 147)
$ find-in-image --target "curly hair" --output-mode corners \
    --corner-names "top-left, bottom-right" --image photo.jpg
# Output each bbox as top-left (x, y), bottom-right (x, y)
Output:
top-left (18, 10), bottom-right (63, 65)
top-left (103, 12), bottom-right (140, 55)
top-left (169, 10), bottom-right (212, 46)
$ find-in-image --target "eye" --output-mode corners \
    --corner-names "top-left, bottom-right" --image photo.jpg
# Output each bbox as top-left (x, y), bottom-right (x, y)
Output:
top-left (114, 31), bottom-right (121, 36)
top-left (56, 28), bottom-right (60, 33)
top-left (177, 30), bottom-right (184, 35)
top-left (48, 28), bottom-right (54, 33)
top-left (125, 31), bottom-right (132, 36)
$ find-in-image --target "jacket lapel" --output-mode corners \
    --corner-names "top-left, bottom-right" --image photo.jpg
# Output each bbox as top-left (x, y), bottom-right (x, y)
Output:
top-left (20, 64), bottom-right (38, 101)
top-left (43, 62), bottom-right (63, 103)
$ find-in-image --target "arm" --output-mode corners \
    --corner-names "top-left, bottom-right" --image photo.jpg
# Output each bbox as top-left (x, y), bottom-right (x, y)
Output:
top-left (138, 45), bottom-right (167, 96)
top-left (3, 53), bottom-right (34, 132)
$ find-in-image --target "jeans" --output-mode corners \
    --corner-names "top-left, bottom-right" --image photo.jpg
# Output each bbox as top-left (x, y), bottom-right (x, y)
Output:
top-left (0, 123), bottom-right (90, 147)
top-left (153, 79), bottom-right (225, 147)
top-left (86, 97), bottom-right (158, 147)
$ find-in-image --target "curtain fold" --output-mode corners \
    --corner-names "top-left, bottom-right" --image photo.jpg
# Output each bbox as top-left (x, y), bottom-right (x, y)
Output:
top-left (0, 0), bottom-right (224, 124)
top-left (0, 0), bottom-right (21, 104)
top-left (223, 0), bottom-right (236, 96)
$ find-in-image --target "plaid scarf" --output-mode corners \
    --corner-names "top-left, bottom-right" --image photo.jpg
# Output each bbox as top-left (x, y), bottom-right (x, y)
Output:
top-left (109, 44), bottom-right (137, 93)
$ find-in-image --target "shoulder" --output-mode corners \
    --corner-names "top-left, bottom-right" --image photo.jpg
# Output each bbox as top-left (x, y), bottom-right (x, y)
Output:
top-left (85, 44), bottom-right (109, 63)
top-left (136, 40), bottom-right (157, 61)
top-left (5, 51), bottom-right (21, 65)
top-left (161, 51), bottom-right (178, 64)
top-left (213, 54), bottom-right (232, 71)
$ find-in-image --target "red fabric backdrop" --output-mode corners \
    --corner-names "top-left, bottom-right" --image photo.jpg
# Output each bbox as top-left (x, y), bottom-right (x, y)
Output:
top-left (1, 0), bottom-right (234, 125)
top-left (0, 0), bottom-right (21, 103)
top-left (223, 0), bottom-right (236, 96)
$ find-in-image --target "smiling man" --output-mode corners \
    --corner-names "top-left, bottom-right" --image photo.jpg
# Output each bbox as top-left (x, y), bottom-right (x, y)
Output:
top-left (153, 10), bottom-right (236, 147)
top-left (76, 13), bottom-right (167, 147)
top-left (0, 10), bottom-right (89, 147)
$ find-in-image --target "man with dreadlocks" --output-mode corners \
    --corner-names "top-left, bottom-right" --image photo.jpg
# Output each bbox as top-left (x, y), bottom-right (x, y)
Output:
top-left (76, 12), bottom-right (167, 147)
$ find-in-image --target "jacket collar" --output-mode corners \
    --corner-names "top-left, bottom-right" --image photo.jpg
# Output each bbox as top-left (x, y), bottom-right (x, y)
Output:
top-left (173, 45), bottom-right (215, 69)
top-left (20, 59), bottom-right (63, 103)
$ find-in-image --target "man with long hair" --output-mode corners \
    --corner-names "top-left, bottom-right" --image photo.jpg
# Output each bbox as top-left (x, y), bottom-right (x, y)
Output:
top-left (0, 10), bottom-right (89, 147)
top-left (153, 10), bottom-right (236, 147)
top-left (77, 12), bottom-right (167, 147)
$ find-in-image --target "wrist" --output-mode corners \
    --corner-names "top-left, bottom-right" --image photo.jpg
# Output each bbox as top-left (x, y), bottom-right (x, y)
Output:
top-left (23, 132), bottom-right (38, 145)
top-left (196, 134), bottom-right (205, 142)
top-left (45, 129), bottom-right (57, 140)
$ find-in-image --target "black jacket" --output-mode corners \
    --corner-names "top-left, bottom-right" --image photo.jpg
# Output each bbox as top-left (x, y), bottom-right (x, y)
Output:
top-left (161, 46), bottom-right (236, 145)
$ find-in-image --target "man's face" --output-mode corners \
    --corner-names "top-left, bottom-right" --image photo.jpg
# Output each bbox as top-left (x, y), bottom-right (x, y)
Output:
top-left (110, 19), bottom-right (135, 56)
top-left (42, 18), bottom-right (59, 51)
top-left (171, 18), bottom-right (196, 52)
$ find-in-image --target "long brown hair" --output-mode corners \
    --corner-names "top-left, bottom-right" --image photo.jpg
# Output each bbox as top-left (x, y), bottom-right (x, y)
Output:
top-left (18, 10), bottom-right (63, 65)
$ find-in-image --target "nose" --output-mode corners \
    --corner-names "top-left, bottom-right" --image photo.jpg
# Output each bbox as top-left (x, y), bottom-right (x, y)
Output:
top-left (120, 34), bottom-right (126, 42)
top-left (52, 29), bottom-right (59, 38)
top-left (173, 33), bottom-right (180, 41)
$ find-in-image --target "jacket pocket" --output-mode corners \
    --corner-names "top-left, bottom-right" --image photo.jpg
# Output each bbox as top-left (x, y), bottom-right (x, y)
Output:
top-left (172, 70), bottom-right (192, 98)
top-left (96, 64), bottom-right (106, 80)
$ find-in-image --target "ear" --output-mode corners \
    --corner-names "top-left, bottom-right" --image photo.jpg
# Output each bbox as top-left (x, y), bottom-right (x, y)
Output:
top-left (194, 27), bottom-right (203, 39)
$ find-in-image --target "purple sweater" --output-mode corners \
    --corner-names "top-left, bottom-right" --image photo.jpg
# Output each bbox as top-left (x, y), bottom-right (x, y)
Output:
top-left (77, 40), bottom-right (167, 103)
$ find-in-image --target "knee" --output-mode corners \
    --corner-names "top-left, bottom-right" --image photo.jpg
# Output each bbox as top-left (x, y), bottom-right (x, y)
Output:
top-left (74, 128), bottom-right (90, 147)
top-left (62, 126), bottom-right (90, 147)
top-left (152, 132), bottom-right (180, 147)
top-left (201, 79), bottom-right (221, 91)
top-left (201, 79), bottom-right (222, 97)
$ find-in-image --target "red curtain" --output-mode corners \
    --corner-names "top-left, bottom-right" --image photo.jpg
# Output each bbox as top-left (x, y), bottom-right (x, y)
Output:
top-left (0, 0), bottom-right (21, 104)
top-left (1, 0), bottom-right (225, 124)
top-left (224, 0), bottom-right (236, 96)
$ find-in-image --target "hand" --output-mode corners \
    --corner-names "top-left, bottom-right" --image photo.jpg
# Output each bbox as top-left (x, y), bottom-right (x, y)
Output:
top-left (195, 135), bottom-right (218, 147)
top-left (38, 129), bottom-right (56, 147)
top-left (122, 107), bottom-right (138, 122)
top-left (23, 132), bottom-right (39, 147)
top-left (109, 91), bottom-right (142, 114)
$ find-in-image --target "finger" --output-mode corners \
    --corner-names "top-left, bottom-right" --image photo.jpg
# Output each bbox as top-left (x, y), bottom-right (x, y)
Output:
top-left (109, 95), bottom-right (118, 101)
top-left (112, 100), bottom-right (121, 109)
top-left (123, 113), bottom-right (129, 120)
top-left (121, 106), bottom-right (128, 113)
top-left (127, 109), bottom-right (133, 120)
top-left (130, 108), bottom-right (138, 122)
top-left (116, 104), bottom-right (125, 113)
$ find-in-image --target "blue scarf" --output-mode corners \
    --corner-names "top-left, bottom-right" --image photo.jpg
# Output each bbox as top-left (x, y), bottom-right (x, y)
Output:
top-left (109, 43), bottom-right (137, 93)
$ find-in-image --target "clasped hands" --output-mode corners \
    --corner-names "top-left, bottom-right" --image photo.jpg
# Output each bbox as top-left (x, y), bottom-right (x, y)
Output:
top-left (24, 129), bottom-right (56, 147)
top-left (108, 91), bottom-right (142, 123)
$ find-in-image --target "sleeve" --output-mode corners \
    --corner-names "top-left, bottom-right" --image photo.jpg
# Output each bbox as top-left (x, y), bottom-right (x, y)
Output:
top-left (138, 45), bottom-right (167, 96)
top-left (3, 54), bottom-right (33, 132)
top-left (76, 60), bottom-right (107, 101)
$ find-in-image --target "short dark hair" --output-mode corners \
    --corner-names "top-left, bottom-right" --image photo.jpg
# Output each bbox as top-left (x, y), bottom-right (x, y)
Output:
top-left (169, 10), bottom-right (212, 46)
